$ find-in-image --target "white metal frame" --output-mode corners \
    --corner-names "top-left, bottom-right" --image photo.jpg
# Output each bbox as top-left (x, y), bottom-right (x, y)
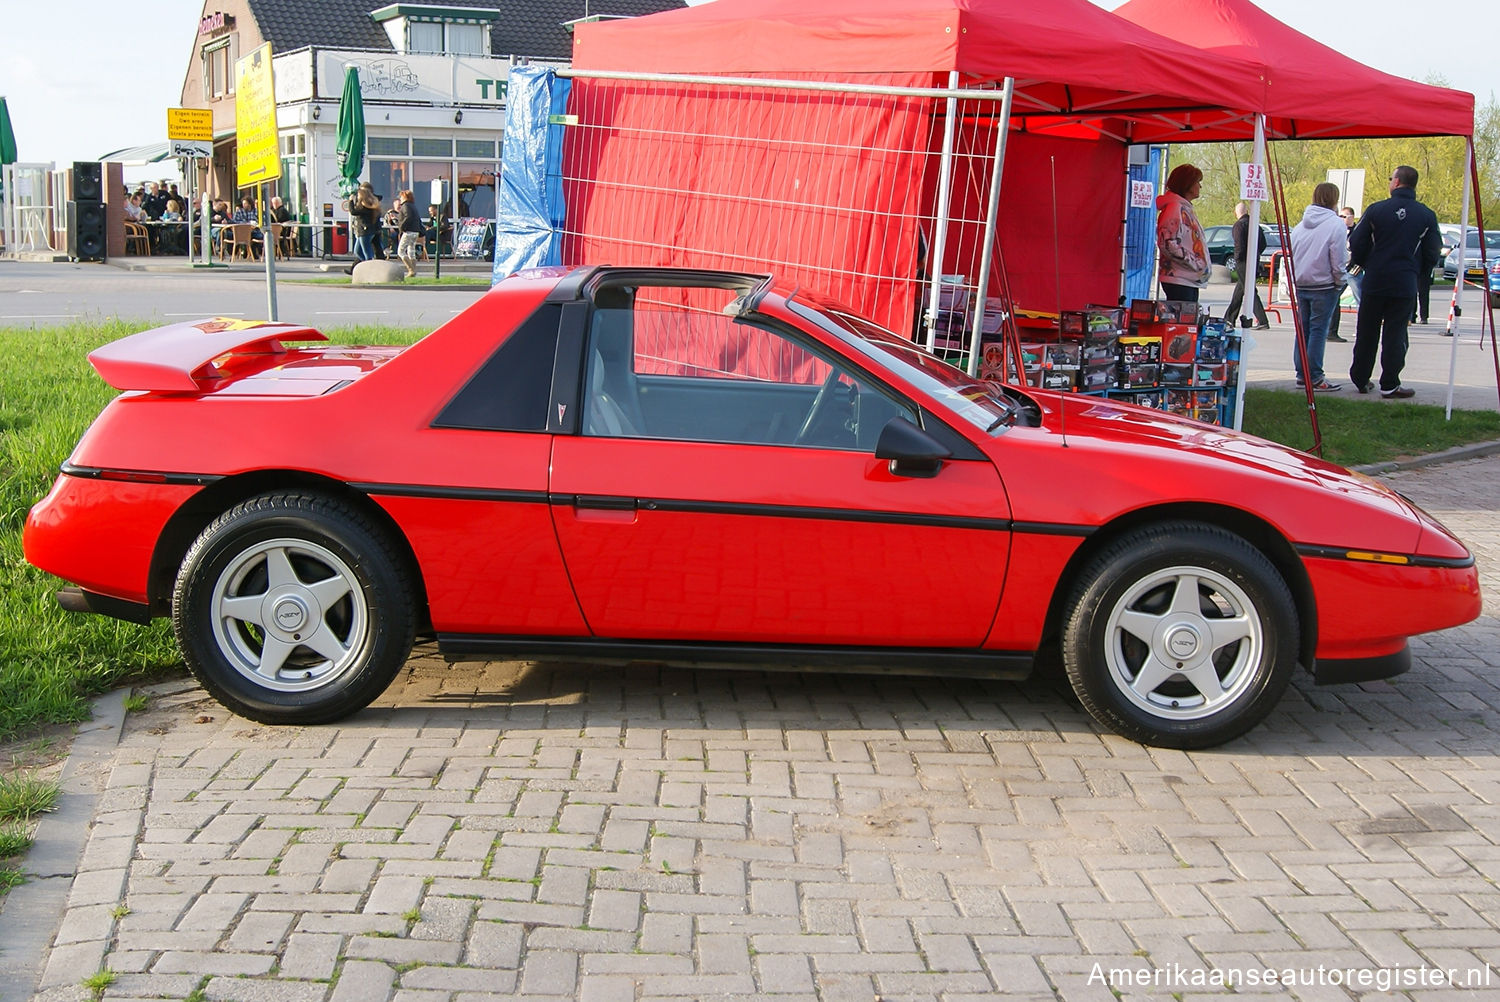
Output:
top-left (557, 68), bottom-right (1018, 374)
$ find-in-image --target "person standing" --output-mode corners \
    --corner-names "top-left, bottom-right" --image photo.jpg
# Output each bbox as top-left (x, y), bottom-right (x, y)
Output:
top-left (395, 190), bottom-right (423, 278)
top-left (1224, 201), bottom-right (1270, 329)
top-left (1348, 166), bottom-right (1443, 399)
top-left (345, 183), bottom-right (381, 271)
top-left (1288, 183), bottom-right (1347, 392)
top-left (1327, 207), bottom-right (1358, 342)
top-left (1155, 164), bottom-right (1212, 302)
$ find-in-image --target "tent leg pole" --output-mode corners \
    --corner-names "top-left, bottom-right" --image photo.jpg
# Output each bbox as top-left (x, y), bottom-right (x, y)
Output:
top-left (1445, 139), bottom-right (1473, 420)
top-left (1232, 114), bottom-right (1267, 432)
top-left (967, 77), bottom-right (1014, 377)
top-left (924, 70), bottom-right (961, 352)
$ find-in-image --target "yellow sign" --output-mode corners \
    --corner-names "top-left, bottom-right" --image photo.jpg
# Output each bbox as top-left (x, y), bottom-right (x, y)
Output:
top-left (235, 43), bottom-right (281, 188)
top-left (167, 108), bottom-right (213, 142)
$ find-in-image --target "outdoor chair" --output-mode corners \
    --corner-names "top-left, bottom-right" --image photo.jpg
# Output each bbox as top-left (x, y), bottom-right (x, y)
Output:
top-left (124, 221), bottom-right (151, 256)
top-left (220, 223), bottom-right (258, 261)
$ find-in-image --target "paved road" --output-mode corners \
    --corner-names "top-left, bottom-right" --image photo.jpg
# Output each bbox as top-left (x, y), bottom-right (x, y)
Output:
top-left (4, 453), bottom-right (1498, 1001)
top-left (0, 259), bottom-right (490, 333)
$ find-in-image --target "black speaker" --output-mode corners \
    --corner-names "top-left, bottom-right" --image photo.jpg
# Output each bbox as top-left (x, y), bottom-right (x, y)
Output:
top-left (67, 200), bottom-right (106, 262)
top-left (72, 161), bottom-right (103, 202)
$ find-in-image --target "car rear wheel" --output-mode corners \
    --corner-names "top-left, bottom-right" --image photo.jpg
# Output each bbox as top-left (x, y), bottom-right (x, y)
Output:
top-left (172, 493), bottom-right (415, 724)
top-left (1061, 523), bottom-right (1298, 749)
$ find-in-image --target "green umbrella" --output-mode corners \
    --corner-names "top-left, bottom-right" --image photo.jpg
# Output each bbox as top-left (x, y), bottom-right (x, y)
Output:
top-left (0, 96), bottom-right (16, 165)
top-left (0, 96), bottom-right (15, 206)
top-left (334, 68), bottom-right (364, 198)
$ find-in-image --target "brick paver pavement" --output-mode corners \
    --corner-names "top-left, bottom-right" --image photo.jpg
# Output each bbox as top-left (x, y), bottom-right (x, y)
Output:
top-left (14, 456), bottom-right (1500, 1001)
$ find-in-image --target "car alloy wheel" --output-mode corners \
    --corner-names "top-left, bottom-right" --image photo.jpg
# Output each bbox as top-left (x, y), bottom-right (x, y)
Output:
top-left (208, 536), bottom-right (369, 692)
top-left (173, 492), bottom-right (415, 724)
top-left (1062, 522), bottom-right (1299, 749)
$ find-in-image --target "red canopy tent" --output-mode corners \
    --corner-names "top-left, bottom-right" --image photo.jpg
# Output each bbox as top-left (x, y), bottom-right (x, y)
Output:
top-left (563, 0), bottom-right (1273, 336)
top-left (1116, 0), bottom-right (1491, 420)
top-left (571, 0), bottom-right (1269, 127)
top-left (1114, 0), bottom-right (1474, 140)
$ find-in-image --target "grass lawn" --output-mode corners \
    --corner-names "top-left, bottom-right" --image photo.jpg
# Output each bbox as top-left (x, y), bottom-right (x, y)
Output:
top-left (0, 322), bottom-right (425, 744)
top-left (1241, 388), bottom-right (1500, 467)
top-left (1, 321), bottom-right (1496, 745)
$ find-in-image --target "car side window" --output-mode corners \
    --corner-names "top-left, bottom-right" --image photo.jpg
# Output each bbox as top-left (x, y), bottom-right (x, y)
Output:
top-left (581, 288), bottom-right (916, 451)
top-left (433, 302), bottom-right (560, 432)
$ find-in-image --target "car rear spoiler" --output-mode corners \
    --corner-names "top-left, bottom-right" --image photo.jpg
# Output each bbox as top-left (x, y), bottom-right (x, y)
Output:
top-left (87, 318), bottom-right (328, 392)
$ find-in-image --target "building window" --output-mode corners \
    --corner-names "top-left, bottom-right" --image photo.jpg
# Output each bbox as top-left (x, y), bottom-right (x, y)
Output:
top-left (368, 136), bottom-right (411, 157)
top-left (405, 18), bottom-right (488, 56)
top-left (456, 139), bottom-right (496, 159)
top-left (447, 23), bottom-right (484, 56)
top-left (408, 20), bottom-right (443, 53)
top-left (413, 138), bottom-right (453, 158)
top-left (202, 39), bottom-right (236, 100)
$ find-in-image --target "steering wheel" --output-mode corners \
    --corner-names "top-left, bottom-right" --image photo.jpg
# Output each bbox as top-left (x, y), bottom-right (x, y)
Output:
top-left (794, 368), bottom-right (845, 445)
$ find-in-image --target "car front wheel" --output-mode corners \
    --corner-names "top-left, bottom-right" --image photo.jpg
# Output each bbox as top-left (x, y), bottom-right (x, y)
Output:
top-left (172, 493), bottom-right (415, 724)
top-left (1062, 523), bottom-right (1298, 749)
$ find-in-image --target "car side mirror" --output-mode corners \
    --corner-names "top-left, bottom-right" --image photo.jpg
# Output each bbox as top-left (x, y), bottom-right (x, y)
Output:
top-left (875, 416), bottom-right (951, 479)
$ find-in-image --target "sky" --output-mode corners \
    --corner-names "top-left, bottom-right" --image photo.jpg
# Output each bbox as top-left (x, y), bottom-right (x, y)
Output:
top-left (1, 0), bottom-right (1496, 174)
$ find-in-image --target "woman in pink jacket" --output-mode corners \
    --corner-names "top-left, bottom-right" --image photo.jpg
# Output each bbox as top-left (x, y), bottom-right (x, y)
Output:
top-left (1155, 164), bottom-right (1213, 302)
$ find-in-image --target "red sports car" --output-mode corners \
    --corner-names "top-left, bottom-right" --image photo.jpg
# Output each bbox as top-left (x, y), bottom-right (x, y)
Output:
top-left (24, 268), bottom-right (1481, 748)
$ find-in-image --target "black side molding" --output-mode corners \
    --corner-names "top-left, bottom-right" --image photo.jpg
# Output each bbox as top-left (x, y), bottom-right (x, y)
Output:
top-left (1313, 645), bottom-right (1411, 685)
top-left (436, 634), bottom-right (1032, 680)
top-left (56, 587), bottom-right (153, 625)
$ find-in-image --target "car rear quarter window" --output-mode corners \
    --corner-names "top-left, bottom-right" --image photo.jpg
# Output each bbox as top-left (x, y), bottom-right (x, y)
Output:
top-left (433, 302), bottom-right (561, 431)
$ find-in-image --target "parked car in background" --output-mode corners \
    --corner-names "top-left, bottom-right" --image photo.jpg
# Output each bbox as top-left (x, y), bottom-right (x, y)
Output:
top-left (1204, 224), bottom-right (1236, 266)
top-left (1203, 223), bottom-right (1281, 278)
top-left (23, 267), bottom-right (1481, 749)
top-left (1441, 229), bottom-right (1500, 281)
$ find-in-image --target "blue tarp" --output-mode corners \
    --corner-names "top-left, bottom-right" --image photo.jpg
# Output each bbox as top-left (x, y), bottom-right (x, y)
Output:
top-left (492, 66), bottom-right (572, 283)
top-left (1123, 146), bottom-right (1162, 304)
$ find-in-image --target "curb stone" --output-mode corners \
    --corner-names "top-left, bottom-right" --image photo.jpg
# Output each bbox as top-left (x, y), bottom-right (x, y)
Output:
top-left (0, 689), bottom-right (128, 1002)
top-left (1352, 438), bottom-right (1500, 475)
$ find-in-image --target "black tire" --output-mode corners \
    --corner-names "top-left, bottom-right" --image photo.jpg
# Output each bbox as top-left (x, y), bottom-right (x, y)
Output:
top-left (1061, 522), bottom-right (1298, 749)
top-left (172, 492), bottom-right (415, 724)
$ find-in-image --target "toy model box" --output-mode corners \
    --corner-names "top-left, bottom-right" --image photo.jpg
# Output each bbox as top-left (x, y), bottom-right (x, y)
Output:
top-left (1110, 388), bottom-right (1165, 410)
top-left (1027, 367), bottom-right (1075, 390)
top-left (1061, 307), bottom-right (1126, 336)
top-left (1159, 300), bottom-right (1203, 323)
top-left (1195, 331), bottom-right (1231, 362)
top-left (1117, 336), bottom-right (1162, 365)
top-left (1041, 342), bottom-right (1082, 369)
top-left (1160, 329), bottom-right (1197, 364)
top-left (1166, 388), bottom-right (1224, 410)
top-left (1194, 362), bottom-right (1229, 385)
top-left (1081, 341), bottom-right (1117, 365)
top-left (1080, 361), bottom-right (1117, 391)
top-left (1159, 362), bottom-right (1194, 387)
top-left (1117, 363), bottom-right (1159, 389)
top-left (1129, 299), bottom-right (1158, 324)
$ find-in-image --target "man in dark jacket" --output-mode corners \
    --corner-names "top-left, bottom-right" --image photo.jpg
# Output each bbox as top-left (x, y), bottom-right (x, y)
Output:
top-left (1347, 166), bottom-right (1442, 398)
top-left (1225, 201), bottom-right (1269, 329)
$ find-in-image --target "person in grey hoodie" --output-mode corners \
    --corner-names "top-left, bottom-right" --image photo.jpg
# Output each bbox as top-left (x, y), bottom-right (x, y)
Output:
top-left (1288, 182), bottom-right (1348, 392)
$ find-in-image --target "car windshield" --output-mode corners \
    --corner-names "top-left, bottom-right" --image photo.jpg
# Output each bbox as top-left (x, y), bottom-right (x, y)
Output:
top-left (783, 295), bottom-right (1015, 433)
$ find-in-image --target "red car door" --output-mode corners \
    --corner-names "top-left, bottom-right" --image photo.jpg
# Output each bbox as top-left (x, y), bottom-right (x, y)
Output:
top-left (548, 291), bottom-right (1011, 647)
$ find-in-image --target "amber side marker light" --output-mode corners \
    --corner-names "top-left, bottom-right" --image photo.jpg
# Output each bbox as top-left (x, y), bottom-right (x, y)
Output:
top-left (1344, 550), bottom-right (1411, 565)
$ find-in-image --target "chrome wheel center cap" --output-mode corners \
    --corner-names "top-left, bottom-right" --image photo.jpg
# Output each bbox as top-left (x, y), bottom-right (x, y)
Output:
top-left (272, 596), bottom-right (310, 633)
top-left (1165, 624), bottom-right (1202, 660)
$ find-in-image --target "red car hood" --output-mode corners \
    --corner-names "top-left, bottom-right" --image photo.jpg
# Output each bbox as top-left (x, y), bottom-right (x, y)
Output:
top-left (1058, 395), bottom-right (1333, 483)
top-left (1013, 392), bottom-right (1431, 544)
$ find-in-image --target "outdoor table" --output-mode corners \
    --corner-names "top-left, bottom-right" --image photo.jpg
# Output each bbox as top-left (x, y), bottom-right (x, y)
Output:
top-left (142, 220), bottom-right (189, 255)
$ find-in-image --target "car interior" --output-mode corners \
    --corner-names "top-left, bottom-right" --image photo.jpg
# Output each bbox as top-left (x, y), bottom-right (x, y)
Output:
top-left (582, 284), bottom-right (914, 451)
